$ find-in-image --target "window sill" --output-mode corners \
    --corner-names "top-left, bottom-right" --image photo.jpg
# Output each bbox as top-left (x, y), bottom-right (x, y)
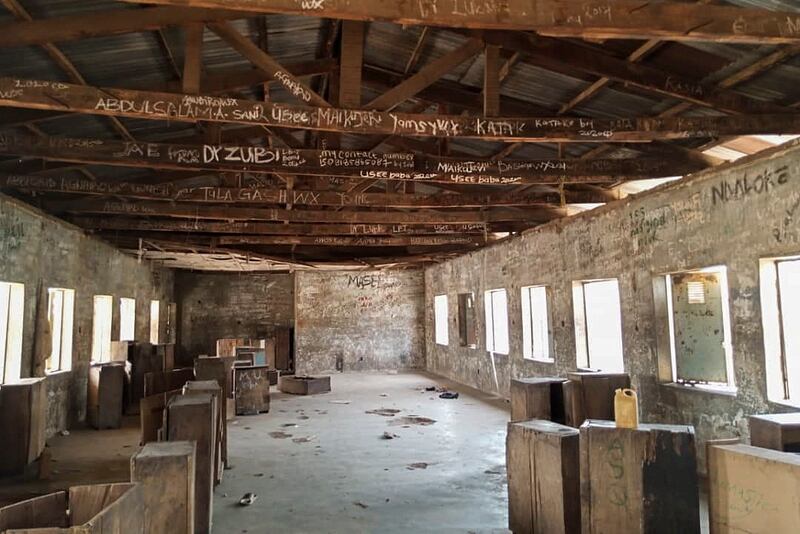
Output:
top-left (45, 369), bottom-right (72, 377)
top-left (523, 357), bottom-right (555, 364)
top-left (662, 382), bottom-right (738, 397)
top-left (488, 351), bottom-right (509, 358)
top-left (768, 398), bottom-right (800, 410)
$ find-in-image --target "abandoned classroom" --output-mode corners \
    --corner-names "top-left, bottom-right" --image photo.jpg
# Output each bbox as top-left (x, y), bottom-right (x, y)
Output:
top-left (2, 1), bottom-right (800, 532)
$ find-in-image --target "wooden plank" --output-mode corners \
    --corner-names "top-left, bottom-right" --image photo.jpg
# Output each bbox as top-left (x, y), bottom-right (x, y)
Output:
top-left (0, 377), bottom-right (47, 476)
top-left (0, 492), bottom-right (68, 531)
top-left (338, 20), bottom-right (364, 109)
top-left (216, 234), bottom-right (485, 246)
top-left (0, 174), bottom-right (606, 206)
top-left (130, 442), bottom-right (195, 534)
top-left (182, 380), bottom-right (225, 485)
top-left (207, 20), bottom-right (330, 107)
top-left (708, 443), bottom-right (800, 534)
top-left (0, 6), bottom-right (253, 48)
top-left (87, 363), bottom-right (125, 430)
top-left (580, 421), bottom-right (700, 534)
top-left (2, 77), bottom-right (798, 143)
top-left (121, 0), bottom-right (800, 44)
top-left (507, 420), bottom-right (580, 534)
top-left (365, 38), bottom-right (483, 111)
top-left (166, 394), bottom-right (215, 534)
top-left (483, 44), bottom-right (501, 117)
top-left (46, 198), bottom-right (559, 224)
top-left (0, 134), bottom-right (702, 180)
top-left (67, 483), bottom-right (144, 533)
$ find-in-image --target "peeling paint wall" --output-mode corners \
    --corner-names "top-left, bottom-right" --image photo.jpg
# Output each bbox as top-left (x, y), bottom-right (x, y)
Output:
top-left (425, 142), bottom-right (800, 467)
top-left (175, 272), bottom-right (294, 358)
top-left (295, 270), bottom-right (424, 374)
top-left (0, 194), bottom-right (173, 436)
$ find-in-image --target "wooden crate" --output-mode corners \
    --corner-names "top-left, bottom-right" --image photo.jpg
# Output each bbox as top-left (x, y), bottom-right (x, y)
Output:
top-left (166, 394), bottom-right (215, 534)
top-left (748, 412), bottom-right (800, 452)
top-left (182, 381), bottom-right (225, 483)
top-left (563, 371), bottom-right (630, 427)
top-left (128, 343), bottom-right (165, 415)
top-left (510, 377), bottom-right (567, 423)
top-left (507, 420), bottom-right (580, 534)
top-left (0, 377), bottom-right (47, 476)
top-left (708, 443), bottom-right (800, 534)
top-left (278, 375), bottom-right (330, 395)
top-left (154, 343), bottom-right (176, 371)
top-left (194, 357), bottom-right (231, 399)
top-left (143, 368), bottom-right (195, 397)
top-left (580, 420), bottom-right (700, 534)
top-left (0, 483), bottom-right (144, 533)
top-left (139, 389), bottom-right (181, 445)
top-left (234, 365), bottom-right (271, 415)
top-left (87, 363), bottom-right (125, 430)
top-left (131, 441), bottom-right (195, 534)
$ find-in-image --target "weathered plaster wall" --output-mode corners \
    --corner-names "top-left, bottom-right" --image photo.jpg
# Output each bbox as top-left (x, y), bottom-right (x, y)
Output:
top-left (175, 272), bottom-right (294, 357)
top-left (295, 270), bottom-right (424, 374)
top-left (425, 141), bottom-right (800, 465)
top-left (0, 194), bottom-right (173, 436)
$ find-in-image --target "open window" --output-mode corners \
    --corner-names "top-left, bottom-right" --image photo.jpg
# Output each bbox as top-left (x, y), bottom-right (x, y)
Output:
top-left (92, 295), bottom-right (113, 363)
top-left (484, 288), bottom-right (509, 355)
top-left (0, 282), bottom-right (24, 384)
top-left (521, 285), bottom-right (552, 362)
top-left (457, 293), bottom-right (477, 348)
top-left (434, 294), bottom-right (449, 346)
top-left (120, 297), bottom-right (136, 342)
top-left (761, 256), bottom-right (800, 405)
top-left (47, 288), bottom-right (75, 373)
top-left (150, 300), bottom-right (160, 344)
top-left (573, 279), bottom-right (624, 372)
top-left (654, 266), bottom-right (734, 391)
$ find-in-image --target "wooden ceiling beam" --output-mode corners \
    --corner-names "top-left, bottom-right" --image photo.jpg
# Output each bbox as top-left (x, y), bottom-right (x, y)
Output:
top-left (5, 77), bottom-right (800, 144)
top-left (45, 198), bottom-right (557, 224)
top-left (338, 20), bottom-right (364, 110)
top-left (0, 173), bottom-right (608, 207)
top-left (365, 38), bottom-right (483, 111)
top-left (121, 0), bottom-right (800, 44)
top-left (207, 20), bottom-right (330, 107)
top-left (216, 234), bottom-right (485, 247)
top-left (483, 44), bottom-right (501, 117)
top-left (476, 31), bottom-right (789, 116)
top-left (0, 134), bottom-right (702, 181)
top-left (68, 216), bottom-right (502, 235)
top-left (0, 6), bottom-right (255, 48)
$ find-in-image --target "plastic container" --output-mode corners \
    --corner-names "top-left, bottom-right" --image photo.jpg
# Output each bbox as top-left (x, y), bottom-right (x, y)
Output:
top-left (614, 388), bottom-right (639, 428)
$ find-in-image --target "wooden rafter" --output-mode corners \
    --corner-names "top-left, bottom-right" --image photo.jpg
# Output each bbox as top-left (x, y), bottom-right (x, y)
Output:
top-left (122, 0), bottom-right (800, 44)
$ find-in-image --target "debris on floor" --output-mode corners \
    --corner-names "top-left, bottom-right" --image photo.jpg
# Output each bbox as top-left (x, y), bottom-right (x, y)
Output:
top-left (352, 501), bottom-right (369, 509)
top-left (381, 431), bottom-right (399, 440)
top-left (239, 493), bottom-right (258, 506)
top-left (379, 393), bottom-right (389, 397)
top-left (389, 415), bottom-right (436, 426)
top-left (365, 408), bottom-right (401, 417)
top-left (439, 391), bottom-right (460, 399)
top-left (281, 423), bottom-right (298, 428)
top-left (297, 415), bottom-right (310, 420)
top-left (292, 436), bottom-right (314, 444)
top-left (329, 400), bottom-right (351, 405)
top-left (268, 431), bottom-right (293, 439)
top-left (406, 462), bottom-right (429, 470)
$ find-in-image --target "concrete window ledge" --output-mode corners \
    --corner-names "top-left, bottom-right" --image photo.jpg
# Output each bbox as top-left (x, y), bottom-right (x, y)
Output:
top-left (661, 381), bottom-right (738, 398)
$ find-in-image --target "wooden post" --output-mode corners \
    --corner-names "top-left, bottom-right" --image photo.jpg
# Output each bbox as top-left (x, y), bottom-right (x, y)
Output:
top-left (166, 394), bottom-right (215, 534)
top-left (507, 420), bottom-right (580, 534)
top-left (510, 377), bottom-right (567, 423)
top-left (131, 441), bottom-right (196, 534)
top-left (580, 420), bottom-right (700, 534)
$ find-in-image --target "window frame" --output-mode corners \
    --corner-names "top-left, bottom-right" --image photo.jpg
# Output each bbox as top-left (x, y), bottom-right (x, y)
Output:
top-left (572, 278), bottom-right (625, 372)
top-left (91, 295), bottom-right (113, 363)
top-left (760, 255), bottom-right (800, 406)
top-left (484, 288), bottom-right (509, 355)
top-left (0, 281), bottom-right (24, 384)
top-left (119, 297), bottom-right (136, 342)
top-left (434, 294), bottom-right (449, 346)
top-left (47, 287), bottom-right (75, 374)
top-left (457, 292), bottom-right (478, 349)
top-left (521, 285), bottom-right (553, 362)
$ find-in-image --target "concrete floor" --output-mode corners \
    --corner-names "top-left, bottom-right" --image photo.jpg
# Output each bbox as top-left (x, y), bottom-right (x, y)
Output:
top-left (214, 372), bottom-right (510, 533)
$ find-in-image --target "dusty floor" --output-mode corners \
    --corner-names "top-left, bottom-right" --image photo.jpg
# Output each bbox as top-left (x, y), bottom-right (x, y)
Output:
top-left (214, 372), bottom-right (510, 533)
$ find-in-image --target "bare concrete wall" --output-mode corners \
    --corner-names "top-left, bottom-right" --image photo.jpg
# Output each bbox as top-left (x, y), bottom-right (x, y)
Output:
top-left (0, 194), bottom-right (173, 436)
top-left (295, 270), bottom-right (424, 374)
top-left (175, 272), bottom-right (294, 358)
top-left (425, 141), bottom-right (800, 464)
